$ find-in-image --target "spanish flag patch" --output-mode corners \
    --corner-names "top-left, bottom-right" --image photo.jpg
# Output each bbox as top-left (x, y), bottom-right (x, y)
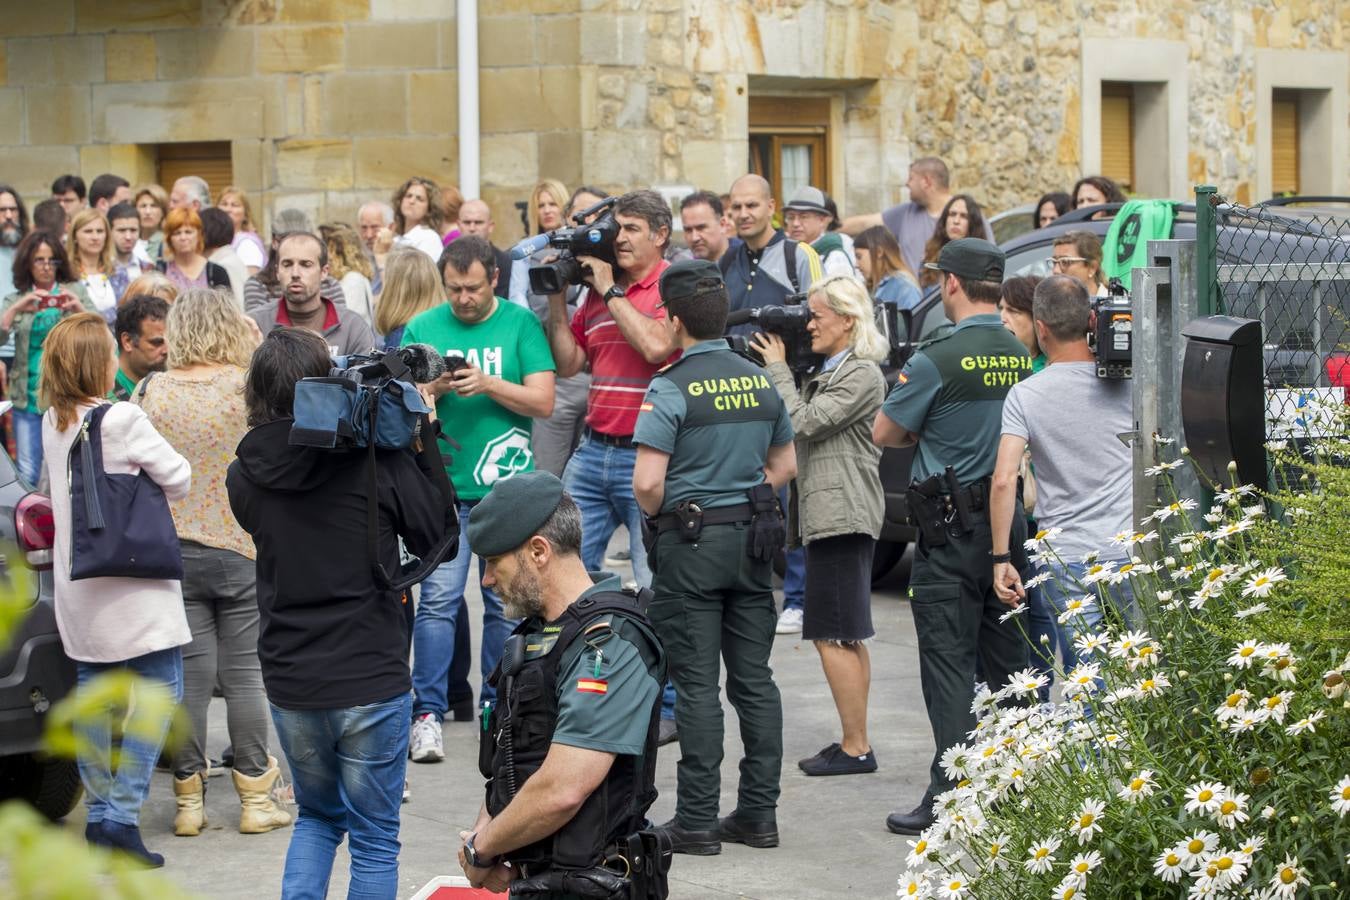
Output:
top-left (897, 372), bottom-right (909, 385)
top-left (639, 403), bottom-right (654, 413)
top-left (576, 679), bottom-right (608, 694)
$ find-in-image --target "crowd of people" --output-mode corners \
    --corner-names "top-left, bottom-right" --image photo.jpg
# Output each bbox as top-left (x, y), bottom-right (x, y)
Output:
top-left (2, 157), bottom-right (1137, 897)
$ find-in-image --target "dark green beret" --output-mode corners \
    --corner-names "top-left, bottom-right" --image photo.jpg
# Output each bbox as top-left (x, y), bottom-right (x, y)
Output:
top-left (658, 258), bottom-right (724, 308)
top-left (466, 471), bottom-right (565, 557)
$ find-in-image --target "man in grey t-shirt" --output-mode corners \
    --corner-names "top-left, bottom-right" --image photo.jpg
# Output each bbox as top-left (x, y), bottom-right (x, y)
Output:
top-left (988, 275), bottom-right (1134, 668)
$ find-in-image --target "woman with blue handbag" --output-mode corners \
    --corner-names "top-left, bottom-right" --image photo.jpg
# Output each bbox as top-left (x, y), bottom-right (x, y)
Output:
top-left (40, 311), bottom-right (192, 868)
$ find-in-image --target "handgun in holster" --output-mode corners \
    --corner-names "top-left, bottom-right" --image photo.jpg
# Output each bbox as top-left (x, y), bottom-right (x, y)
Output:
top-left (905, 474), bottom-right (948, 548)
top-left (944, 466), bottom-right (974, 535)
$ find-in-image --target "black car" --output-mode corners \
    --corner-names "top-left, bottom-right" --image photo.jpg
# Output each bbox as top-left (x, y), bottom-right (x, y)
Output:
top-left (0, 403), bottom-right (81, 821)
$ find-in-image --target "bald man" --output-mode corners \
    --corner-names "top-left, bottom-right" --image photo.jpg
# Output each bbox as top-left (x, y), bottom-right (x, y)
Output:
top-left (457, 199), bottom-right (512, 300)
top-left (720, 174), bottom-right (822, 333)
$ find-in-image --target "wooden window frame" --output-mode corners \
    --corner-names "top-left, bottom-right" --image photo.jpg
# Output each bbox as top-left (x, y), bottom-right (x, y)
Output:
top-left (748, 95), bottom-right (832, 209)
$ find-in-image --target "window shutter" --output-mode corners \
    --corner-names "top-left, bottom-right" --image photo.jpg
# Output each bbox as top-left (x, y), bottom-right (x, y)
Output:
top-left (1271, 91), bottom-right (1300, 196)
top-left (1100, 83), bottom-right (1134, 194)
top-left (156, 142), bottom-right (234, 201)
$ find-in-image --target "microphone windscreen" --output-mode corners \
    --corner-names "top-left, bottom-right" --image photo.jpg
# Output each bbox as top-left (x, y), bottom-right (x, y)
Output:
top-left (724, 308), bottom-right (756, 327)
top-left (509, 233), bottom-right (552, 260)
top-left (403, 343), bottom-right (446, 383)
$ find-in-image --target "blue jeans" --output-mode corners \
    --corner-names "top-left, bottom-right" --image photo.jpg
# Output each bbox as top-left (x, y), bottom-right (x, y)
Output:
top-left (1024, 579), bottom-right (1057, 703)
top-left (1041, 558), bottom-right (1137, 672)
top-left (76, 647), bottom-right (183, 828)
top-left (270, 693), bottom-right (412, 900)
top-left (778, 488), bottom-right (805, 612)
top-left (412, 501), bottom-right (515, 718)
top-left (561, 437), bottom-right (652, 588)
top-left (12, 407), bottom-right (42, 486)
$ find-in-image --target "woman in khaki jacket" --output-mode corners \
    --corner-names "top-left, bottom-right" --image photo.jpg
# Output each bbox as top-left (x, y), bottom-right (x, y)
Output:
top-left (751, 275), bottom-right (887, 777)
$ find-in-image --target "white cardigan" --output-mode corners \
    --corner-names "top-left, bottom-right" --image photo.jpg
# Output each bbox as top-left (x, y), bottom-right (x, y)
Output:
top-left (42, 401), bottom-right (193, 664)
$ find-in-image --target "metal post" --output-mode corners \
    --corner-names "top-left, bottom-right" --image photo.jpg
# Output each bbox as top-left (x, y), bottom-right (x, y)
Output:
top-left (1194, 185), bottom-right (1219, 316)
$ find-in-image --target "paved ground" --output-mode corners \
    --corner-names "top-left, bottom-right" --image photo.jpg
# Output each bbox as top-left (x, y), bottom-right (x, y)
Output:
top-left (69, 541), bottom-right (932, 899)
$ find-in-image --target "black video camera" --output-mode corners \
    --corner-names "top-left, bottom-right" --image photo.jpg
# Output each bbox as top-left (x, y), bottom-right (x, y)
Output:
top-left (1091, 278), bottom-right (1133, 379)
top-left (724, 292), bottom-right (821, 378)
top-left (511, 197), bottom-right (621, 296)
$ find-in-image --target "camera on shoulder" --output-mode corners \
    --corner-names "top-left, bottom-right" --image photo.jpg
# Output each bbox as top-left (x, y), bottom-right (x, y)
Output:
top-left (290, 344), bottom-right (445, 451)
top-left (509, 197), bottom-right (621, 295)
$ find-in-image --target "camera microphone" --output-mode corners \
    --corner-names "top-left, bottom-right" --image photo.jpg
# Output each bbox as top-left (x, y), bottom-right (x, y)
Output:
top-left (401, 343), bottom-right (447, 383)
top-left (725, 308), bottom-right (756, 327)
top-left (509, 233), bottom-right (552, 260)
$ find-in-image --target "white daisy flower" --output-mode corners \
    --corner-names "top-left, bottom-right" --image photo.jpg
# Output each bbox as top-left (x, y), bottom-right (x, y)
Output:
top-left (1063, 663), bottom-right (1102, 697)
top-left (984, 833), bottom-right (1012, 870)
top-left (1153, 434), bottom-right (1177, 445)
top-left (1261, 805), bottom-right (1277, 820)
top-left (1023, 571), bottom-right (1053, 589)
top-left (897, 872), bottom-right (930, 899)
top-left (1109, 630), bottom-right (1152, 660)
top-left (1024, 836), bottom-right (1061, 875)
top-left (1260, 650), bottom-right (1299, 684)
top-left (1056, 595), bottom-right (1094, 624)
top-left (1268, 854), bottom-right (1309, 898)
top-left (1065, 848), bottom-right (1103, 885)
top-left (1144, 459), bottom-right (1184, 475)
top-left (1235, 602), bottom-right (1269, 619)
top-left (1024, 527), bottom-right (1063, 552)
top-left (1242, 567), bottom-right (1286, 598)
top-left (939, 745), bottom-right (973, 781)
top-left (1117, 769), bottom-right (1156, 803)
top-left (1228, 710), bottom-right (1269, 734)
top-left (1074, 632), bottom-right (1108, 655)
top-left (1285, 710), bottom-right (1325, 735)
top-left (1330, 776), bottom-right (1350, 816)
top-left (1227, 641), bottom-right (1264, 669)
top-left (934, 875), bottom-right (969, 899)
top-left (1007, 667), bottom-right (1049, 698)
top-left (1152, 497), bottom-right (1198, 522)
top-left (1197, 848), bottom-right (1249, 890)
top-left (1184, 782), bottom-right (1227, 816)
top-left (1214, 688), bottom-right (1252, 721)
top-left (1213, 789), bottom-right (1250, 829)
top-left (1051, 877), bottom-right (1083, 900)
top-left (1176, 830), bottom-right (1220, 867)
top-left (905, 835), bottom-right (937, 868)
top-left (1236, 834), bottom-right (1265, 859)
top-left (998, 604), bottom-right (1028, 623)
top-left (1134, 672), bottom-right (1171, 699)
top-left (1081, 561), bottom-right (1116, 585)
top-left (1259, 691), bottom-right (1294, 724)
top-left (1128, 642), bottom-right (1161, 671)
top-left (1070, 798), bottom-right (1105, 845)
top-left (1153, 846), bottom-right (1187, 882)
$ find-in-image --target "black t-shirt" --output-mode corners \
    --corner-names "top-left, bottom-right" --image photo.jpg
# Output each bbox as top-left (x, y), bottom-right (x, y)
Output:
top-left (226, 419), bottom-right (452, 709)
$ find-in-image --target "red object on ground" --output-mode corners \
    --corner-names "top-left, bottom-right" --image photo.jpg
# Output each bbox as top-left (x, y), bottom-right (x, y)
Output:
top-left (426, 888), bottom-right (503, 899)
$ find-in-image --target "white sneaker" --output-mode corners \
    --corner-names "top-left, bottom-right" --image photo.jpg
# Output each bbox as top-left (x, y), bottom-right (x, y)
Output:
top-left (775, 607), bottom-right (804, 635)
top-left (402, 780), bottom-right (411, 803)
top-left (409, 714), bottom-right (444, 763)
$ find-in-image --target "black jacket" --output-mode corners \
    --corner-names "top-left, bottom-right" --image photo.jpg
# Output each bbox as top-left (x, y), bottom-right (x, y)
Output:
top-left (227, 419), bottom-right (453, 710)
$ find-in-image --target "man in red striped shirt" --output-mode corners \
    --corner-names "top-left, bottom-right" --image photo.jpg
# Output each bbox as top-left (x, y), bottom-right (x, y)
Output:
top-left (544, 189), bottom-right (677, 588)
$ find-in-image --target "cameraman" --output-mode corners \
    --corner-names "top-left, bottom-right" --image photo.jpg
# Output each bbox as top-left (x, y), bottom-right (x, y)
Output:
top-left (226, 328), bottom-right (454, 898)
top-left (990, 275), bottom-right (1135, 667)
top-left (402, 235), bottom-right (556, 769)
top-left (545, 189), bottom-right (676, 587)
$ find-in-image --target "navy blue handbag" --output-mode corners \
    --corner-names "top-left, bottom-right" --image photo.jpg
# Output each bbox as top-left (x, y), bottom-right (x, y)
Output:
top-left (67, 403), bottom-right (184, 581)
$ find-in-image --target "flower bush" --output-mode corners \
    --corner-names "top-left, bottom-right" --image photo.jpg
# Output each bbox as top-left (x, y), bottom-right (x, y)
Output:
top-left (899, 419), bottom-right (1349, 899)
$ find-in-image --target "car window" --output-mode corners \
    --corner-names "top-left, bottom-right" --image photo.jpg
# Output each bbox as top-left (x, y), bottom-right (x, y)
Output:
top-left (1006, 245), bottom-right (1053, 278)
top-left (913, 291), bottom-right (951, 342)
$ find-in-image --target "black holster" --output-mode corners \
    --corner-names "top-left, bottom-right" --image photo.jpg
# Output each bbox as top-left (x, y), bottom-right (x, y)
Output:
top-left (510, 829), bottom-right (671, 900)
top-left (745, 483), bottom-right (785, 563)
top-left (640, 515), bottom-right (659, 576)
top-left (906, 474), bottom-right (948, 549)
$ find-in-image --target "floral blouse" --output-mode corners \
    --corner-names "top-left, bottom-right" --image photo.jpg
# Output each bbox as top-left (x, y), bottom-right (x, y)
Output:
top-left (133, 366), bottom-right (255, 560)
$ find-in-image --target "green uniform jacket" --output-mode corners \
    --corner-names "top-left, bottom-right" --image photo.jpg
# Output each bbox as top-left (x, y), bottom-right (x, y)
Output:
top-left (0, 281), bottom-right (95, 412)
top-left (766, 354), bottom-right (885, 548)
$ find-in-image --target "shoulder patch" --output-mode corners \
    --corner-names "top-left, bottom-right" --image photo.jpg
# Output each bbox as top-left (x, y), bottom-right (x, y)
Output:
top-left (576, 678), bottom-right (608, 694)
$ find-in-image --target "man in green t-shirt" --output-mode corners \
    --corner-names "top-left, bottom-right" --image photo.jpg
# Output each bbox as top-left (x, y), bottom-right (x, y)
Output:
top-left (111, 295), bottom-right (168, 401)
top-left (402, 236), bottom-right (557, 771)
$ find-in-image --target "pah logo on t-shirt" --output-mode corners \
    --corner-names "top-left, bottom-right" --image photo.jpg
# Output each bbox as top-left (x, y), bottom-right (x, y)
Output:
top-left (446, 346), bottom-right (504, 377)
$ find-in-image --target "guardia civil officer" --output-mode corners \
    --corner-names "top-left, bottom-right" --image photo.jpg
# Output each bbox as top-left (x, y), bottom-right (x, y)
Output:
top-left (632, 260), bottom-right (798, 855)
top-left (871, 238), bottom-right (1033, 835)
top-left (457, 472), bottom-right (671, 899)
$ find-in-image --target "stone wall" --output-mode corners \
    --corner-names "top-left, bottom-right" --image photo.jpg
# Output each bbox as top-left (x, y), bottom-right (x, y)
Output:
top-left (0, 0), bottom-right (1344, 243)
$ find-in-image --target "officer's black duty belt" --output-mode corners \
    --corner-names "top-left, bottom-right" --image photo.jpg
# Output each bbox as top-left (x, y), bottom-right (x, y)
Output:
top-left (585, 426), bottom-right (635, 449)
top-left (942, 477), bottom-right (989, 513)
top-left (653, 502), bottom-right (754, 534)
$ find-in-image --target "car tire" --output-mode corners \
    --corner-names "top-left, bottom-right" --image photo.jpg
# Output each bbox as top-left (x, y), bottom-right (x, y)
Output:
top-left (0, 753), bottom-right (84, 821)
top-left (871, 540), bottom-right (906, 586)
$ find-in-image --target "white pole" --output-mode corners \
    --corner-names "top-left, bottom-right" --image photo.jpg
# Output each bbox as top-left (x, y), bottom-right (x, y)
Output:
top-left (457, 0), bottom-right (480, 198)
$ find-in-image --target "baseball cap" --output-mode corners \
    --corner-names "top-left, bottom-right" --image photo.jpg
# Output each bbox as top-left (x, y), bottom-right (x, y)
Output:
top-left (923, 237), bottom-right (1005, 281)
top-left (658, 258), bottom-right (724, 308)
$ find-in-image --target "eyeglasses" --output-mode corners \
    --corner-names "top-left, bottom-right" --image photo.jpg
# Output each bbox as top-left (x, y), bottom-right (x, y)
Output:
top-left (1049, 256), bottom-right (1088, 269)
top-left (33, 258), bottom-right (57, 267)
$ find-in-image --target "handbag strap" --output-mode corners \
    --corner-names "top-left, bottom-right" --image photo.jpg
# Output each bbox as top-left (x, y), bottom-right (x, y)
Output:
top-left (69, 404), bottom-right (113, 530)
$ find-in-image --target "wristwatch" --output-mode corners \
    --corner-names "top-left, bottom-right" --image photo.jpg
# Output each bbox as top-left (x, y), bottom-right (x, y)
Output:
top-left (603, 285), bottom-right (626, 304)
top-left (463, 832), bottom-right (498, 869)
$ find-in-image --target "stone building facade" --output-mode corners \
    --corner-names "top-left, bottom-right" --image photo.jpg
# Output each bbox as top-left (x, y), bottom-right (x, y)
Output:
top-left (0, 0), bottom-right (1345, 243)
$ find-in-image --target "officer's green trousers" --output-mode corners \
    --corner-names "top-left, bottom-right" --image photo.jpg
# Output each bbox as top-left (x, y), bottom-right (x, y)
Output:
top-left (647, 523), bottom-right (783, 829)
top-left (908, 516), bottom-right (1029, 797)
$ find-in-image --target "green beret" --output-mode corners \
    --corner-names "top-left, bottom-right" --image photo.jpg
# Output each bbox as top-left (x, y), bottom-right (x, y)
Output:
top-left (658, 258), bottom-right (724, 308)
top-left (466, 471), bottom-right (565, 557)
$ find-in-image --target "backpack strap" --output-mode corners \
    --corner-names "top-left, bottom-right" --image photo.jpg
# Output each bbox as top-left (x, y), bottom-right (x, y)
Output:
top-left (135, 371), bottom-right (158, 402)
top-left (783, 238), bottom-right (800, 293)
top-left (68, 404), bottom-right (112, 530)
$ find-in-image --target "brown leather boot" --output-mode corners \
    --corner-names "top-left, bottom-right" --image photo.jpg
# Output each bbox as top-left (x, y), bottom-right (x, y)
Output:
top-left (173, 771), bottom-right (207, 837)
top-left (232, 756), bottom-right (293, 834)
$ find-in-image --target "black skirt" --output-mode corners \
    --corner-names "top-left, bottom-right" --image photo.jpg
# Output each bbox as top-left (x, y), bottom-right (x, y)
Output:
top-left (802, 533), bottom-right (875, 642)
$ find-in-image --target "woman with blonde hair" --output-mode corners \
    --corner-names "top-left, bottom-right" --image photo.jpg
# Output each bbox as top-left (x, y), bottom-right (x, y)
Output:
top-left (854, 225), bottom-right (921, 311)
top-left (507, 179), bottom-right (572, 314)
top-left (319, 222), bottom-right (374, 324)
top-left (373, 249), bottom-right (444, 348)
top-left (119, 270), bottom-right (178, 306)
top-left (390, 177), bottom-right (445, 262)
top-left (68, 208), bottom-right (118, 322)
top-left (216, 186), bottom-right (267, 275)
top-left (133, 184), bottom-right (169, 260)
top-left (41, 311), bottom-right (191, 866)
top-left (133, 288), bottom-right (289, 840)
top-left (751, 274), bottom-right (887, 777)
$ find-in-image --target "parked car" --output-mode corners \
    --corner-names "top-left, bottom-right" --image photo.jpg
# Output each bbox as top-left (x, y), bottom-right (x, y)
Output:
top-left (0, 401), bottom-right (80, 821)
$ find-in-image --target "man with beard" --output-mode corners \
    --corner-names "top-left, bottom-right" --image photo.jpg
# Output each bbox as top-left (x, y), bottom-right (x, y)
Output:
top-left (0, 184), bottom-right (28, 298)
top-left (457, 471), bottom-right (668, 899)
top-left (247, 232), bottom-right (374, 356)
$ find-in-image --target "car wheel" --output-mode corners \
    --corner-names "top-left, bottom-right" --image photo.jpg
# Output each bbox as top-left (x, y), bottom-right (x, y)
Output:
top-left (0, 753), bottom-right (84, 821)
top-left (872, 540), bottom-right (906, 586)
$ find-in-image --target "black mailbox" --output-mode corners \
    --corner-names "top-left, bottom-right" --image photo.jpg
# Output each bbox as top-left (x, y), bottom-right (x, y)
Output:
top-left (1180, 316), bottom-right (1266, 490)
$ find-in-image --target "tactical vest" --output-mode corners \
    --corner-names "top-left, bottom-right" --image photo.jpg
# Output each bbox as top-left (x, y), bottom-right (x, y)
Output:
top-left (479, 589), bottom-right (666, 871)
top-left (657, 347), bottom-right (784, 429)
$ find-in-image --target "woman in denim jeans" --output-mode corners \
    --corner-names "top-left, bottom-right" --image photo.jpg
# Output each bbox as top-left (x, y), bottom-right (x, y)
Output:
top-left (227, 328), bottom-right (454, 898)
top-left (40, 312), bottom-right (192, 867)
top-left (135, 288), bottom-right (291, 839)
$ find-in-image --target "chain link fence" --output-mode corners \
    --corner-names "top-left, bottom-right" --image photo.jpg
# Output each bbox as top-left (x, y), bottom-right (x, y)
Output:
top-left (1194, 191), bottom-right (1350, 439)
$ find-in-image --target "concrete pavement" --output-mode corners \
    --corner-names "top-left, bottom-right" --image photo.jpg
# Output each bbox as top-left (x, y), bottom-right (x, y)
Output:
top-left (69, 545), bottom-right (932, 899)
